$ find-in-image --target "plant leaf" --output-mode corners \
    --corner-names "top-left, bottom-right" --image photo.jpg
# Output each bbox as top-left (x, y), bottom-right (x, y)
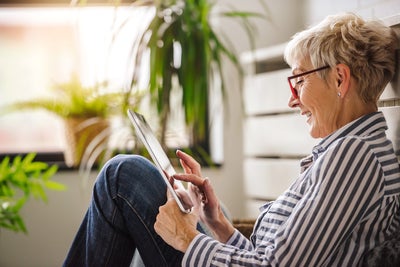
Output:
top-left (44, 180), bottom-right (67, 191)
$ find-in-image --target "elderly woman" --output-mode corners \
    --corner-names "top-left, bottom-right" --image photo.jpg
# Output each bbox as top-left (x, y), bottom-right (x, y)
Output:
top-left (64, 13), bottom-right (399, 266)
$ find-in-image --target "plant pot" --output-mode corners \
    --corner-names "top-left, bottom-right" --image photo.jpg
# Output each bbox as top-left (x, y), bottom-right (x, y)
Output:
top-left (64, 117), bottom-right (110, 167)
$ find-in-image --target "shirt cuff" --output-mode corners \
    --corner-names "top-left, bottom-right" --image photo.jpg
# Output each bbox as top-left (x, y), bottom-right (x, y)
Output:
top-left (182, 233), bottom-right (220, 267)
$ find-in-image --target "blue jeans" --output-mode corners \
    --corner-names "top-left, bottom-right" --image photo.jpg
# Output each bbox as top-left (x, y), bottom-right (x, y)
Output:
top-left (63, 155), bottom-right (203, 267)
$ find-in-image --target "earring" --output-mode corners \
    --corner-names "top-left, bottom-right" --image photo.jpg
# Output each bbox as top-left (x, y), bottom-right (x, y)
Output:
top-left (338, 92), bottom-right (341, 97)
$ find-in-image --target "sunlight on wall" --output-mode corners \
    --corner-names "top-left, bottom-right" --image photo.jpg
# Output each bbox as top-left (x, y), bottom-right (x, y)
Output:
top-left (0, 6), bottom-right (154, 153)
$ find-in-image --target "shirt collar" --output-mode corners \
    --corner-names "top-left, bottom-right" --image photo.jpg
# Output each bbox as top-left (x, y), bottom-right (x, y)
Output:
top-left (314, 111), bottom-right (387, 158)
top-left (300, 111), bottom-right (388, 169)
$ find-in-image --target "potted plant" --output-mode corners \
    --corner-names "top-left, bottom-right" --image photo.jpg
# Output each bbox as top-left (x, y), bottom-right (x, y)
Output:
top-left (0, 153), bottom-right (66, 233)
top-left (1, 74), bottom-right (139, 168)
top-left (127, 0), bottom-right (268, 161)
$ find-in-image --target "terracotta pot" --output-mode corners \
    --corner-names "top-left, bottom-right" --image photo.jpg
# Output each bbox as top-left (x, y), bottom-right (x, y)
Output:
top-left (63, 117), bottom-right (110, 167)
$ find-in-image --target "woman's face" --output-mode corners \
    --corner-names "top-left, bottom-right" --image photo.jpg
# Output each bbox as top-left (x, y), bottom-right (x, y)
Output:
top-left (288, 58), bottom-right (341, 139)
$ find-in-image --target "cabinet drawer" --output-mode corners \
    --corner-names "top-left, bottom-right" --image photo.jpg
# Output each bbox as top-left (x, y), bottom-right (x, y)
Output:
top-left (244, 158), bottom-right (299, 201)
top-left (243, 68), bottom-right (292, 115)
top-left (245, 200), bottom-right (265, 219)
top-left (244, 113), bottom-right (318, 157)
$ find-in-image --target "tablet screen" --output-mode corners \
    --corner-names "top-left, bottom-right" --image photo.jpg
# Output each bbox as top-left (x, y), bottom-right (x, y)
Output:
top-left (127, 109), bottom-right (191, 213)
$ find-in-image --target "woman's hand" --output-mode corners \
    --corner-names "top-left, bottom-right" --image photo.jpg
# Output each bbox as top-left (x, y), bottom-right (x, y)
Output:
top-left (173, 150), bottom-right (235, 243)
top-left (154, 190), bottom-right (199, 252)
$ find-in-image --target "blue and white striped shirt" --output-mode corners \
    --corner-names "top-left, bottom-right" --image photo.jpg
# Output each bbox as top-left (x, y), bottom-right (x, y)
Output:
top-left (182, 112), bottom-right (400, 266)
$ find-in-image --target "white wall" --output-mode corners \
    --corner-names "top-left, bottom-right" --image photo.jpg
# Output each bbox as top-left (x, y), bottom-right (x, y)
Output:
top-left (0, 1), bottom-right (399, 266)
top-left (304, 0), bottom-right (400, 26)
top-left (0, 172), bottom-right (96, 267)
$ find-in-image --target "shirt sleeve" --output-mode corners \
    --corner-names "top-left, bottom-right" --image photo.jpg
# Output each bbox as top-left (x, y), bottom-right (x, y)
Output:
top-left (182, 229), bottom-right (253, 266)
top-left (182, 137), bottom-right (385, 266)
top-left (225, 229), bottom-right (253, 249)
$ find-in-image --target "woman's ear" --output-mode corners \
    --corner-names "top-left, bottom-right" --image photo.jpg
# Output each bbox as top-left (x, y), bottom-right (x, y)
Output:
top-left (335, 64), bottom-right (351, 97)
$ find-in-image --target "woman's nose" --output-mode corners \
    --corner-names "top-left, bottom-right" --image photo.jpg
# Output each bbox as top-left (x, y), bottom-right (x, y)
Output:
top-left (288, 94), bottom-right (299, 108)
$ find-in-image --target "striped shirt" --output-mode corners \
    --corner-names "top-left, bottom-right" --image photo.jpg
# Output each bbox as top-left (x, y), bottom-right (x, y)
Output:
top-left (182, 112), bottom-right (400, 266)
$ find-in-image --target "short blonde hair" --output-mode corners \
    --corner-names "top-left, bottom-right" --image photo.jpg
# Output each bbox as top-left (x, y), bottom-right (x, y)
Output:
top-left (284, 13), bottom-right (398, 103)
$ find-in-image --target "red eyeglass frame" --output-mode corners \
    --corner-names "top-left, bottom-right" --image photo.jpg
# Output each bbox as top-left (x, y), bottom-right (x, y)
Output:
top-left (287, 65), bottom-right (330, 99)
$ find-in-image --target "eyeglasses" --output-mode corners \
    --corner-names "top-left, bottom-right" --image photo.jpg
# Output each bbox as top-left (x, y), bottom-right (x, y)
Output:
top-left (287, 65), bottom-right (330, 99)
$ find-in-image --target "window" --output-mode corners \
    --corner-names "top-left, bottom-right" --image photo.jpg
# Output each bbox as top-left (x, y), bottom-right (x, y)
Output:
top-left (0, 7), bottom-right (77, 153)
top-left (0, 5), bottom-right (223, 165)
top-left (0, 6), bottom-right (154, 154)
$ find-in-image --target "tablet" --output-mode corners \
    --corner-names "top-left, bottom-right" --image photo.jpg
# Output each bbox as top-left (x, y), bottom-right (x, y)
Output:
top-left (127, 109), bottom-right (192, 213)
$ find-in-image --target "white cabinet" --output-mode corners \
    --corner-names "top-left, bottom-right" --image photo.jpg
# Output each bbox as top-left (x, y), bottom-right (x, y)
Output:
top-left (240, 44), bottom-right (317, 218)
top-left (241, 19), bottom-right (400, 217)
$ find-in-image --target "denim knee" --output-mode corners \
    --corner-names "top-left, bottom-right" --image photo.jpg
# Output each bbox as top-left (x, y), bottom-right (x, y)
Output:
top-left (103, 154), bottom-right (155, 178)
top-left (106, 154), bottom-right (152, 169)
top-left (100, 154), bottom-right (163, 195)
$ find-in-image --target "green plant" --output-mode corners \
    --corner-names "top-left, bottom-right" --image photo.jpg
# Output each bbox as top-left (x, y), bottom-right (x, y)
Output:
top-left (1, 74), bottom-right (143, 168)
top-left (130, 0), bottom-right (268, 149)
top-left (3, 74), bottom-right (121, 119)
top-left (0, 153), bottom-right (66, 233)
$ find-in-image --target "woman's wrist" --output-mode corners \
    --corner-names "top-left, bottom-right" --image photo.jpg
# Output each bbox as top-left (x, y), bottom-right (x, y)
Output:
top-left (207, 216), bottom-right (235, 243)
top-left (177, 229), bottom-right (201, 252)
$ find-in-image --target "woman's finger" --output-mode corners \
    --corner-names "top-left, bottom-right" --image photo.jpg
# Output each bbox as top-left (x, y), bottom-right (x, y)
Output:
top-left (173, 173), bottom-right (205, 188)
top-left (166, 187), bottom-right (174, 200)
top-left (174, 174), bottom-right (217, 207)
top-left (176, 150), bottom-right (201, 176)
top-left (187, 183), bottom-right (206, 203)
top-left (179, 158), bottom-right (192, 174)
